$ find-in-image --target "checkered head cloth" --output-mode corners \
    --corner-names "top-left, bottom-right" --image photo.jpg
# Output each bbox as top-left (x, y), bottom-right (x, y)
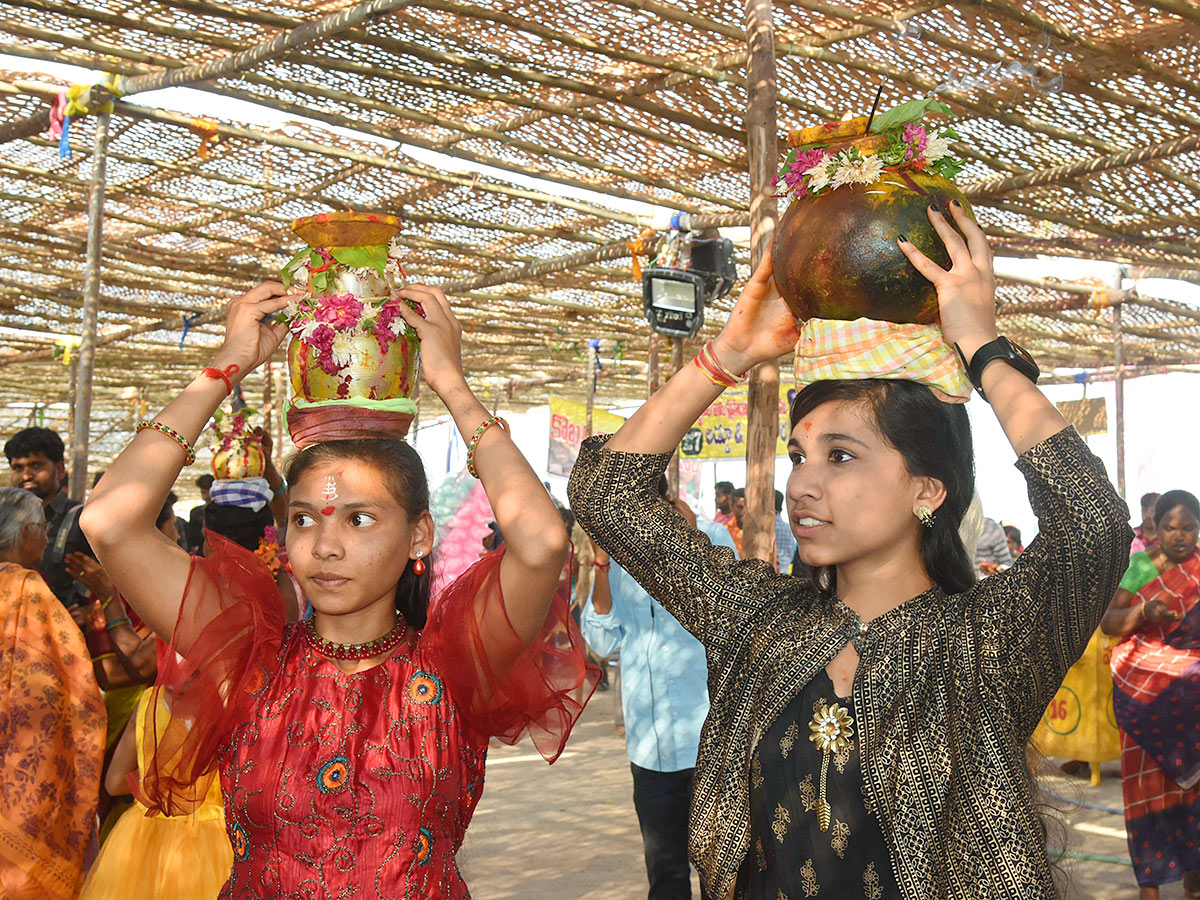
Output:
top-left (792, 317), bottom-right (972, 403)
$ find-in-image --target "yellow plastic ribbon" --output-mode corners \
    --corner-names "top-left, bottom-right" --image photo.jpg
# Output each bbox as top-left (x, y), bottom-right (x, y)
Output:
top-left (188, 118), bottom-right (221, 159)
top-left (57, 336), bottom-right (81, 366)
top-left (627, 227), bottom-right (656, 280)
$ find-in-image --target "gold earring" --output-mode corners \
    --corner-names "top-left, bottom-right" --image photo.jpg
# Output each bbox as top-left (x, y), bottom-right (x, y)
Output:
top-left (916, 505), bottom-right (935, 528)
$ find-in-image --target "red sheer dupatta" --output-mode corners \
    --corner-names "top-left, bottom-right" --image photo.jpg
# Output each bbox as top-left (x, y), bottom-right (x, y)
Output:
top-left (422, 548), bottom-right (602, 763)
top-left (136, 531), bottom-right (285, 816)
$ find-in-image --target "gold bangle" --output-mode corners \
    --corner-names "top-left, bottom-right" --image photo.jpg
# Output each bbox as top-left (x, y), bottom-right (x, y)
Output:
top-left (465, 415), bottom-right (509, 479)
top-left (136, 419), bottom-right (196, 466)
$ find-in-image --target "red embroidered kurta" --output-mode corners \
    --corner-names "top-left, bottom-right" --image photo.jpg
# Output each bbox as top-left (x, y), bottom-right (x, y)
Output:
top-left (138, 533), bottom-right (599, 899)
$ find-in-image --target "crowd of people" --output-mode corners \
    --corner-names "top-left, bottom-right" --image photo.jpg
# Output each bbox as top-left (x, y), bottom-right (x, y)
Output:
top-left (0, 205), bottom-right (1195, 900)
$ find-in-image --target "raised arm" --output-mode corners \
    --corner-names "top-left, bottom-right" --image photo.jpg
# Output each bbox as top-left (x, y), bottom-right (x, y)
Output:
top-left (80, 284), bottom-right (296, 646)
top-left (394, 286), bottom-right (567, 647)
top-left (898, 202), bottom-right (1069, 455)
top-left (897, 204), bottom-right (1130, 722)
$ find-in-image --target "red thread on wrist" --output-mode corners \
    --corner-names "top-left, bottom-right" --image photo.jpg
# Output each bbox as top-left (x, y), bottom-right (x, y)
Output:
top-left (202, 364), bottom-right (240, 394)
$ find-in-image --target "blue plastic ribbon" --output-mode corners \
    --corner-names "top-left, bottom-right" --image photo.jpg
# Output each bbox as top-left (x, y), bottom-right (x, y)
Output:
top-left (179, 313), bottom-right (200, 348)
top-left (58, 116), bottom-right (72, 159)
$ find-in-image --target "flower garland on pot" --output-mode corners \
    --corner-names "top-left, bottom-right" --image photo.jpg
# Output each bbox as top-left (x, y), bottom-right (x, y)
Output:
top-left (278, 236), bottom-right (416, 378)
top-left (775, 98), bottom-right (965, 202)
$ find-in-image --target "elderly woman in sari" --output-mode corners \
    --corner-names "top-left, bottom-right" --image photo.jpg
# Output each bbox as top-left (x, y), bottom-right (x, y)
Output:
top-left (1101, 489), bottom-right (1200, 899)
top-left (0, 486), bottom-right (107, 900)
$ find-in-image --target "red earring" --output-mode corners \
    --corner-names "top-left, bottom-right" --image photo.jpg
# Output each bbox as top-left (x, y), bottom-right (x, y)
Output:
top-left (412, 553), bottom-right (426, 576)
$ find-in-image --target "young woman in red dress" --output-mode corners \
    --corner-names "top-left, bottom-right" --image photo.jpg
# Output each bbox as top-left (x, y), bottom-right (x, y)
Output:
top-left (81, 282), bottom-right (599, 899)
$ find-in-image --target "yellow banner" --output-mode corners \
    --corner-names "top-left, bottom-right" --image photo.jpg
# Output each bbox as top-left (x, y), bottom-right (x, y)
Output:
top-left (547, 397), bottom-right (625, 475)
top-left (1031, 628), bottom-right (1121, 763)
top-left (679, 384), bottom-right (795, 459)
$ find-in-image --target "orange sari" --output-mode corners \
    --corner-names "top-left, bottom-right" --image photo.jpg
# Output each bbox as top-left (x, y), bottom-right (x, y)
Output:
top-left (0, 562), bottom-right (106, 900)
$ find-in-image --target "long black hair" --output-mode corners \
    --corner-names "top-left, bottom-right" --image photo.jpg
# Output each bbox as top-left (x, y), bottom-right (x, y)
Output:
top-left (789, 379), bottom-right (976, 596)
top-left (284, 438), bottom-right (433, 628)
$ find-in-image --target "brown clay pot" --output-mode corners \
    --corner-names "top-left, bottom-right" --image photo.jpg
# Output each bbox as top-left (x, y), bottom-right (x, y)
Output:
top-left (773, 169), bottom-right (974, 325)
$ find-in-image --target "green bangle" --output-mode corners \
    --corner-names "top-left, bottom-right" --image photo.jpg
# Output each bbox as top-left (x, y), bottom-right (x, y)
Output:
top-left (272, 479), bottom-right (288, 499)
top-left (105, 617), bottom-right (131, 632)
top-left (99, 595), bottom-right (117, 611)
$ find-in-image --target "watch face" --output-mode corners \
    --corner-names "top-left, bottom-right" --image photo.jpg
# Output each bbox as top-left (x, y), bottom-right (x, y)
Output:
top-left (1006, 338), bottom-right (1037, 368)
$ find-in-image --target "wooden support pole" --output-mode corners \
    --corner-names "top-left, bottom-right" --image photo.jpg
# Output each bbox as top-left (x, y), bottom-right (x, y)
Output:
top-left (69, 110), bottom-right (110, 501)
top-left (647, 331), bottom-right (660, 397)
top-left (668, 337), bottom-right (684, 497)
top-left (742, 0), bottom-right (780, 565)
top-left (968, 131), bottom-right (1200, 198)
top-left (118, 0), bottom-right (418, 94)
top-left (1111, 269), bottom-right (1127, 500)
top-left (585, 341), bottom-right (597, 438)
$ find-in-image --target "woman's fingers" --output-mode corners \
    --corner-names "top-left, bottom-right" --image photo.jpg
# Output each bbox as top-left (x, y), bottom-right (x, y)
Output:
top-left (897, 236), bottom-right (947, 286)
top-left (926, 206), bottom-right (971, 268)
top-left (948, 201), bottom-right (992, 265)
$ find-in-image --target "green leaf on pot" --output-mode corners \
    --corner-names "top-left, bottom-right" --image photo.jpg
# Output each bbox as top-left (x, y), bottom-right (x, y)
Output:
top-left (869, 98), bottom-right (953, 134)
top-left (330, 244), bottom-right (389, 274)
top-left (279, 247), bottom-right (309, 288)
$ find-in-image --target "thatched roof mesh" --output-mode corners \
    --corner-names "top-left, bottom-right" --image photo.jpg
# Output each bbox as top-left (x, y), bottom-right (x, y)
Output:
top-left (1, 0), bottom-right (1199, 482)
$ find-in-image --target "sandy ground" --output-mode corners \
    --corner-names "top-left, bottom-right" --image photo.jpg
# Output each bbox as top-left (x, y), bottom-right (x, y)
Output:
top-left (462, 686), bottom-right (1190, 900)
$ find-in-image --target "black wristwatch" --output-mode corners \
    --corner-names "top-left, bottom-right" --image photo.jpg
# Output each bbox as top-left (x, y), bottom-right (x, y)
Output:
top-left (955, 336), bottom-right (1040, 403)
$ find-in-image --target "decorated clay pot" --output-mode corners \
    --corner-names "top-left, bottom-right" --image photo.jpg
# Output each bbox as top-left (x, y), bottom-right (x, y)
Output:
top-left (281, 211), bottom-right (421, 448)
top-left (774, 166), bottom-right (973, 325)
top-left (212, 439), bottom-right (266, 480)
top-left (288, 328), bottom-right (419, 403)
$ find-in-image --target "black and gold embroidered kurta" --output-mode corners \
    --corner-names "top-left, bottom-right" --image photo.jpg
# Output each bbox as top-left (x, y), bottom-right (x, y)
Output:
top-left (567, 426), bottom-right (1130, 900)
top-left (739, 670), bottom-right (901, 899)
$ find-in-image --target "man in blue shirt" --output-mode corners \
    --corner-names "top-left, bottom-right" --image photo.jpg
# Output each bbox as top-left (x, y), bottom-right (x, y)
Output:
top-left (582, 477), bottom-right (734, 900)
top-left (774, 489), bottom-right (797, 574)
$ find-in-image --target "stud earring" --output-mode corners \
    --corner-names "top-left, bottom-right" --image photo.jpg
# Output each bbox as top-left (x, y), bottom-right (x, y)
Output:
top-left (916, 505), bottom-right (935, 528)
top-left (412, 551), bottom-right (426, 576)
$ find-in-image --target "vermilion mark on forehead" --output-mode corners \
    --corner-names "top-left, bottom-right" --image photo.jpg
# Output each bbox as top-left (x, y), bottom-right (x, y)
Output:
top-left (321, 506), bottom-right (335, 517)
top-left (803, 420), bottom-right (813, 432)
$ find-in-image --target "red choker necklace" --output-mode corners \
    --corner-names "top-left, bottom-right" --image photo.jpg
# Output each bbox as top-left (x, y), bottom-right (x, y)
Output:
top-left (302, 618), bottom-right (406, 661)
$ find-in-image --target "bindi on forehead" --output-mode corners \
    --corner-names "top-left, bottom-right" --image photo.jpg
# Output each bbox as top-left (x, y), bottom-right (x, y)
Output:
top-left (803, 420), bottom-right (813, 433)
top-left (320, 474), bottom-right (339, 516)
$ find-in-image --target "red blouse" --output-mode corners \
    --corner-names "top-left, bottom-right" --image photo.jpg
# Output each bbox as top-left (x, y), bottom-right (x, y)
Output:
top-left (138, 533), bottom-right (600, 899)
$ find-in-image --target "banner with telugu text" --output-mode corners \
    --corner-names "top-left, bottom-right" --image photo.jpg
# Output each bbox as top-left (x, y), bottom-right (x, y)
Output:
top-left (547, 397), bottom-right (626, 476)
top-left (679, 384), bottom-right (796, 459)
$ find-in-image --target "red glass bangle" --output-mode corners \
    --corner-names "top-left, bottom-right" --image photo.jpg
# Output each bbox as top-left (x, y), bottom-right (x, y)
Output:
top-left (201, 364), bottom-right (240, 394)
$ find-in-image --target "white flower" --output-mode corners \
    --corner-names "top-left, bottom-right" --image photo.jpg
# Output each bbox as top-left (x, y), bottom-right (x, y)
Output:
top-left (829, 152), bottom-right (884, 190)
top-left (331, 332), bottom-right (355, 368)
top-left (387, 237), bottom-right (404, 260)
top-left (803, 160), bottom-right (832, 193)
top-left (290, 265), bottom-right (309, 288)
top-left (295, 318), bottom-right (319, 341)
top-left (924, 132), bottom-right (953, 162)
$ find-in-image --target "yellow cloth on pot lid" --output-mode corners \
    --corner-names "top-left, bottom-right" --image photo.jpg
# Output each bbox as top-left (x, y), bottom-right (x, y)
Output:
top-left (793, 317), bottom-right (972, 403)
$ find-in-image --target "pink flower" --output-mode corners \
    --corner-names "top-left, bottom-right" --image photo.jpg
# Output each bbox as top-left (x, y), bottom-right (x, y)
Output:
top-left (313, 292), bottom-right (365, 330)
top-left (784, 148), bottom-right (829, 197)
top-left (306, 324), bottom-right (340, 375)
top-left (375, 299), bottom-right (405, 354)
top-left (902, 124), bottom-right (928, 162)
top-left (231, 413), bottom-right (245, 433)
top-left (263, 525), bottom-right (278, 542)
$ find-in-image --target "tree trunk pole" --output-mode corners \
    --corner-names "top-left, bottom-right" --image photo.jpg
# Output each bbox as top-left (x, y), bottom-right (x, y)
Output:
top-left (742, 0), bottom-right (780, 563)
top-left (648, 330), bottom-right (660, 397)
top-left (1111, 269), bottom-right (1127, 500)
top-left (69, 110), bottom-right (110, 501)
top-left (585, 340), bottom-right (597, 438)
top-left (668, 336), bottom-right (684, 496)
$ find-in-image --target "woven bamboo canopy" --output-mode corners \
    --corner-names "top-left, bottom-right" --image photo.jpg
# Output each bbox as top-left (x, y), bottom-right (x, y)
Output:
top-left (1, 0), bottom-right (1199, 486)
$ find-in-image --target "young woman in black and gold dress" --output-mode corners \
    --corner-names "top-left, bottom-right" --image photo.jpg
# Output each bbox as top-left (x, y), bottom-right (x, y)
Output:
top-left (569, 204), bottom-right (1131, 899)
